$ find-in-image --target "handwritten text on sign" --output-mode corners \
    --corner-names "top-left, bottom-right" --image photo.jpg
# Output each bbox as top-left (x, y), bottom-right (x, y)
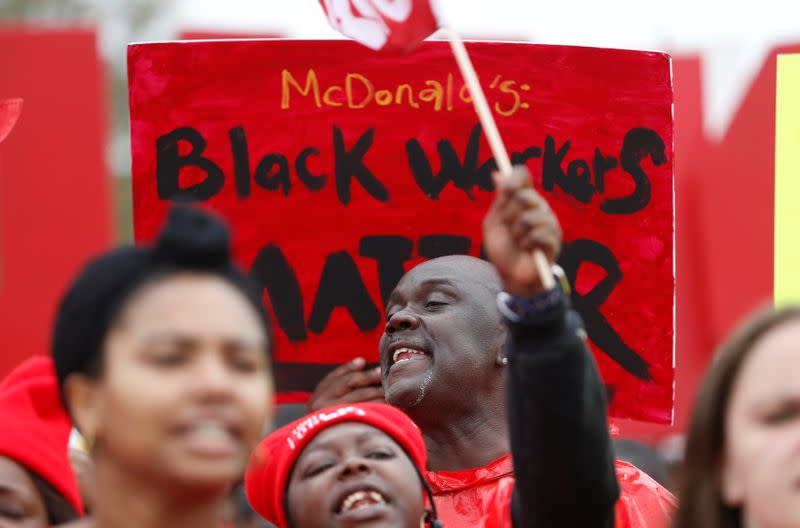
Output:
top-left (129, 40), bottom-right (674, 423)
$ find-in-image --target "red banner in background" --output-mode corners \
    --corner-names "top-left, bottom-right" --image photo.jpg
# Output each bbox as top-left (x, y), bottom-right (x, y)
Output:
top-left (0, 27), bottom-right (112, 379)
top-left (615, 44), bottom-right (800, 440)
top-left (129, 39), bottom-right (674, 423)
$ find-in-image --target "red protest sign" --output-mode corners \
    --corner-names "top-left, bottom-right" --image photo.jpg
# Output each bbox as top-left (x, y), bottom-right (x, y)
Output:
top-left (319, 0), bottom-right (438, 53)
top-left (129, 40), bottom-right (674, 423)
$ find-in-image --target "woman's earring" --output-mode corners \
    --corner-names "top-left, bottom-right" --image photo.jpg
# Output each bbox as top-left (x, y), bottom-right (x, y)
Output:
top-left (496, 354), bottom-right (508, 367)
top-left (69, 427), bottom-right (93, 454)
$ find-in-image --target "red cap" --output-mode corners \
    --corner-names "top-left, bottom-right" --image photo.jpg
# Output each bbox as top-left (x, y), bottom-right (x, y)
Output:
top-left (245, 402), bottom-right (427, 528)
top-left (0, 357), bottom-right (83, 514)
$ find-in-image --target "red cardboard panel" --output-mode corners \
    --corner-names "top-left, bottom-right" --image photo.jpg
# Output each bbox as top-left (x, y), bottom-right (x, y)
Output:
top-left (129, 39), bottom-right (674, 422)
top-left (0, 27), bottom-right (112, 378)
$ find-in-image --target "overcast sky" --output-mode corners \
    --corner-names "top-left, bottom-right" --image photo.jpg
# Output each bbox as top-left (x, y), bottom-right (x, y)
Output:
top-left (154, 0), bottom-right (800, 139)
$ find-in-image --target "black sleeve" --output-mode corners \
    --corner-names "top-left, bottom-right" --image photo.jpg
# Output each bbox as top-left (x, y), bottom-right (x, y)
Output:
top-left (506, 292), bottom-right (619, 528)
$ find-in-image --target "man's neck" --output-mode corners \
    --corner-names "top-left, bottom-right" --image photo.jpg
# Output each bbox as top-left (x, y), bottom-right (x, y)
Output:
top-left (93, 458), bottom-right (228, 528)
top-left (412, 399), bottom-right (510, 472)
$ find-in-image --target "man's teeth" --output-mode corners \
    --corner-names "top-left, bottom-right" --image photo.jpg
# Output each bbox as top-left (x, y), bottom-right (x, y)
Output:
top-left (340, 490), bottom-right (386, 513)
top-left (392, 347), bottom-right (427, 364)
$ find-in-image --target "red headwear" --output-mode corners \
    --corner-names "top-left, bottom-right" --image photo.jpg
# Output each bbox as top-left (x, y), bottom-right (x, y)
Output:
top-left (245, 402), bottom-right (427, 528)
top-left (0, 356), bottom-right (83, 514)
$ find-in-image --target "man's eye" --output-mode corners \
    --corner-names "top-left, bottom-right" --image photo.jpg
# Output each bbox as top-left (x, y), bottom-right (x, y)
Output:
top-left (425, 301), bottom-right (447, 309)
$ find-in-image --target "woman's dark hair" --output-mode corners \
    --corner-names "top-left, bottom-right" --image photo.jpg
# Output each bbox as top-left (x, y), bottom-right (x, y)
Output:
top-left (673, 304), bottom-right (800, 528)
top-left (52, 205), bottom-right (273, 403)
top-left (28, 470), bottom-right (80, 525)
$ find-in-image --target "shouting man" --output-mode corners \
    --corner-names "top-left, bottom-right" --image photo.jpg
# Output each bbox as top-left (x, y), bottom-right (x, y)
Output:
top-left (311, 166), bottom-right (675, 527)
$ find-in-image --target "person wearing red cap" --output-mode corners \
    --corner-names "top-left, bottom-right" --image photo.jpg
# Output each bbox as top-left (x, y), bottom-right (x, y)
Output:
top-left (0, 356), bottom-right (83, 527)
top-left (245, 402), bottom-right (441, 528)
top-left (51, 206), bottom-right (275, 528)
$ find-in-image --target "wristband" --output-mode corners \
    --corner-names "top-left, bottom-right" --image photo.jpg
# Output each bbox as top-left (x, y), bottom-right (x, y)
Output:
top-left (496, 265), bottom-right (568, 323)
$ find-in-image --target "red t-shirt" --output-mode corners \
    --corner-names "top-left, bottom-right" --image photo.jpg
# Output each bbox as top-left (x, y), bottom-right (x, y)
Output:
top-left (426, 455), bottom-right (677, 528)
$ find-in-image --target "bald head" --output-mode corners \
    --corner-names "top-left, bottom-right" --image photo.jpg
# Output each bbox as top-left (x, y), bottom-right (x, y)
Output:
top-left (379, 254), bottom-right (507, 415)
top-left (404, 255), bottom-right (502, 297)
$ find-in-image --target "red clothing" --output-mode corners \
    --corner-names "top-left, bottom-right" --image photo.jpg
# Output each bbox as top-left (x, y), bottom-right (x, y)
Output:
top-left (614, 460), bottom-right (678, 528)
top-left (0, 357), bottom-right (83, 515)
top-left (426, 455), bottom-right (515, 528)
top-left (426, 455), bottom-right (676, 528)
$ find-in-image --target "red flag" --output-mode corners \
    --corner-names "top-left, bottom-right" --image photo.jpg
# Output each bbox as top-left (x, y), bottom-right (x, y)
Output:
top-left (0, 98), bottom-right (23, 144)
top-left (320, 0), bottom-right (439, 54)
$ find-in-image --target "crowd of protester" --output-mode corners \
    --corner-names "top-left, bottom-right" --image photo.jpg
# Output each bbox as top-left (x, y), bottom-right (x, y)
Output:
top-left (0, 164), bottom-right (795, 528)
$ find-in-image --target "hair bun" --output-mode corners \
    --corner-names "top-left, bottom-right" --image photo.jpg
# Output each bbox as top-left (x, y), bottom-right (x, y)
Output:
top-left (154, 206), bottom-right (231, 269)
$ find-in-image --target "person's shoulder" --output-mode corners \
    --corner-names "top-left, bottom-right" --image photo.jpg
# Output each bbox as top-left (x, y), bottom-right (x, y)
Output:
top-left (426, 454), bottom-right (514, 494)
top-left (614, 460), bottom-right (678, 528)
top-left (615, 460), bottom-right (674, 496)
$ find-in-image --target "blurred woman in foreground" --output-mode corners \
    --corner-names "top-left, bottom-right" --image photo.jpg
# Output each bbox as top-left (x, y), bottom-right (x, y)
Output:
top-left (674, 305), bottom-right (800, 528)
top-left (51, 206), bottom-right (274, 528)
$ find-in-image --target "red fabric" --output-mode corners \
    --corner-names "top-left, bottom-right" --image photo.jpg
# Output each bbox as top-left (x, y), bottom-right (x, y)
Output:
top-left (0, 357), bottom-right (83, 514)
top-left (614, 460), bottom-right (678, 528)
top-left (319, 0), bottom-right (439, 53)
top-left (426, 454), bottom-right (515, 527)
top-left (0, 97), bottom-right (22, 144)
top-left (245, 402), bottom-right (427, 528)
top-left (426, 455), bottom-right (676, 528)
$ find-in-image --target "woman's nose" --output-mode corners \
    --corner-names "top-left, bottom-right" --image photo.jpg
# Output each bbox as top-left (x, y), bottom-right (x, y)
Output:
top-left (338, 457), bottom-right (371, 480)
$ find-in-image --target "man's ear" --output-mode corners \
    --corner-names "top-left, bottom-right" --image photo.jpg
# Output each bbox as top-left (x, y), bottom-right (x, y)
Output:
top-left (64, 373), bottom-right (102, 447)
top-left (493, 321), bottom-right (510, 368)
top-left (496, 318), bottom-right (510, 349)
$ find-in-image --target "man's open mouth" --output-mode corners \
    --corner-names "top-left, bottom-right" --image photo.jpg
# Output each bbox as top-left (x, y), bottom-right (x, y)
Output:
top-left (392, 347), bottom-right (429, 365)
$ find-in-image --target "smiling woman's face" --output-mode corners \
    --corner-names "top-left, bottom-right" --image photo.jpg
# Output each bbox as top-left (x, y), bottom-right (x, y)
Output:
top-left (721, 318), bottom-right (800, 527)
top-left (67, 272), bottom-right (273, 491)
top-left (286, 423), bottom-right (424, 528)
top-left (0, 456), bottom-right (48, 528)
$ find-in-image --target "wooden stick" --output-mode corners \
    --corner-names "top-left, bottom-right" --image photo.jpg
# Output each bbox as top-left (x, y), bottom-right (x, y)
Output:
top-left (446, 27), bottom-right (555, 291)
